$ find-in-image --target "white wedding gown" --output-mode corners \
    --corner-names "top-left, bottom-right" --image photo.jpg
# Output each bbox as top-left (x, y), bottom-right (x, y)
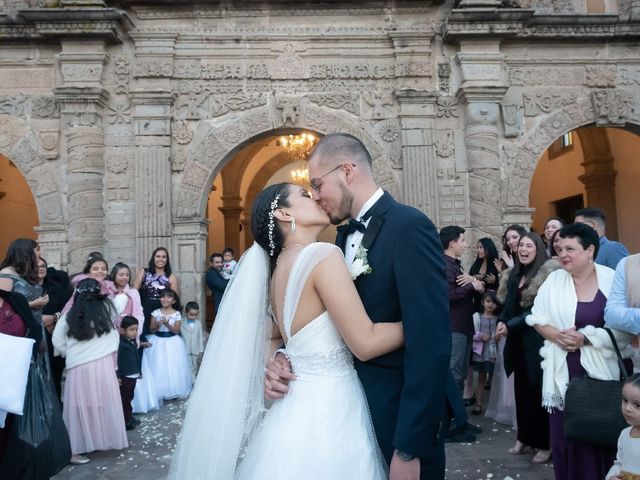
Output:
top-left (235, 243), bottom-right (387, 479)
top-left (168, 242), bottom-right (386, 480)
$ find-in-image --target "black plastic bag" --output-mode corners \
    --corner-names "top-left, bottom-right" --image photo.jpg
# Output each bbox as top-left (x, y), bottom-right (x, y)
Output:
top-left (0, 355), bottom-right (71, 479)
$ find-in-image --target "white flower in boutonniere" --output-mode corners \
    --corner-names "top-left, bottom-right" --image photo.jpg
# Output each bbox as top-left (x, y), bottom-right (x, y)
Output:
top-left (350, 245), bottom-right (373, 280)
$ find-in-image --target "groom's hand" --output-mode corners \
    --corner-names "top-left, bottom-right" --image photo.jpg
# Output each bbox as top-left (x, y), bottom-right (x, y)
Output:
top-left (264, 353), bottom-right (295, 400)
top-left (390, 451), bottom-right (420, 480)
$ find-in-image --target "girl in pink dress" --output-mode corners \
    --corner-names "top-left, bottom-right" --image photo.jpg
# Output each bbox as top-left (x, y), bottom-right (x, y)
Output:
top-left (52, 278), bottom-right (128, 465)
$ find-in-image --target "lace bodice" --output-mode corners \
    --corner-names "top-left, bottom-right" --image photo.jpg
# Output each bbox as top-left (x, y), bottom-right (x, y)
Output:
top-left (283, 243), bottom-right (353, 377)
top-left (151, 310), bottom-right (181, 332)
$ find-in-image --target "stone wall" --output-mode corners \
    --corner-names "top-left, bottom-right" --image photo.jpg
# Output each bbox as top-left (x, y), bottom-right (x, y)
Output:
top-left (0, 0), bottom-right (639, 306)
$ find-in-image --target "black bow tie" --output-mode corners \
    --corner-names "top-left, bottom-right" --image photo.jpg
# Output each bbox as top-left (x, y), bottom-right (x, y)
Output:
top-left (337, 218), bottom-right (367, 236)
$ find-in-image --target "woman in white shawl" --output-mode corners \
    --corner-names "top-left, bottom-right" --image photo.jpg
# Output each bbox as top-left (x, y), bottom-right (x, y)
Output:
top-left (526, 223), bottom-right (633, 480)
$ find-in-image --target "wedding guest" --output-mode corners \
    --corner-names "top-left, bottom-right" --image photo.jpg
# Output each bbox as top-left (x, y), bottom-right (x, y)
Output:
top-left (180, 301), bottom-right (204, 381)
top-left (63, 257), bottom-right (115, 314)
top-left (146, 290), bottom-right (192, 400)
top-left (470, 237), bottom-right (500, 294)
top-left (205, 253), bottom-right (228, 316)
top-left (38, 256), bottom-right (73, 400)
top-left (495, 232), bottom-right (556, 463)
top-left (52, 278), bottom-right (127, 465)
top-left (543, 217), bottom-right (565, 257)
top-left (470, 292), bottom-right (499, 416)
top-left (440, 225), bottom-right (484, 393)
top-left (69, 251), bottom-right (103, 283)
top-left (495, 225), bottom-right (526, 272)
top-left (527, 223), bottom-right (633, 479)
top-left (606, 373), bottom-right (640, 480)
top-left (575, 207), bottom-right (629, 269)
top-left (221, 247), bottom-right (237, 280)
top-left (109, 262), bottom-right (144, 342)
top-left (133, 247), bottom-right (179, 341)
top-left (0, 286), bottom-right (42, 462)
top-left (605, 253), bottom-right (640, 336)
top-left (117, 316), bottom-right (141, 431)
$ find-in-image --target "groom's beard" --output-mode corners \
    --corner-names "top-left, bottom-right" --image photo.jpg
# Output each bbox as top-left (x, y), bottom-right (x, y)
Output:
top-left (329, 182), bottom-right (353, 225)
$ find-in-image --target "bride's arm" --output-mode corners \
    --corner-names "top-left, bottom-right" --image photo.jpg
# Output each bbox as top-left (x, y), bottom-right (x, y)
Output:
top-left (314, 249), bottom-right (404, 361)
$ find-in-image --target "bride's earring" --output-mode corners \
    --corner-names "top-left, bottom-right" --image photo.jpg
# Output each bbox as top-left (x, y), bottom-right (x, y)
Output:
top-left (291, 217), bottom-right (296, 236)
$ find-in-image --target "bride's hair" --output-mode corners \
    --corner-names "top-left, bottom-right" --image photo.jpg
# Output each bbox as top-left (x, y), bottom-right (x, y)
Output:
top-left (251, 182), bottom-right (292, 271)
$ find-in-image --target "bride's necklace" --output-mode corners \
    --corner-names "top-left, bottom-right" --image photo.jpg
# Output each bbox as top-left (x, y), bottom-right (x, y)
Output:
top-left (281, 242), bottom-right (306, 251)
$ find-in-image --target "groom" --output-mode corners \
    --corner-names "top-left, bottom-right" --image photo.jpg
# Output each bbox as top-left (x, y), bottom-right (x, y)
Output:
top-left (266, 133), bottom-right (451, 479)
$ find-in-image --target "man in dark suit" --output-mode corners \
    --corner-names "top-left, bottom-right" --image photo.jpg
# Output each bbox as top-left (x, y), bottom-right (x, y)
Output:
top-left (205, 253), bottom-right (228, 315)
top-left (266, 133), bottom-right (451, 479)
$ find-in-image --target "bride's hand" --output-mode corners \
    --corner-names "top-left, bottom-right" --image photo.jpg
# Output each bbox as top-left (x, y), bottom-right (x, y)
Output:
top-left (264, 353), bottom-right (295, 400)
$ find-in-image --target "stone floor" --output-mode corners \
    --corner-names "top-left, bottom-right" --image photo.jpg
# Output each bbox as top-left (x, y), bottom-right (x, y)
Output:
top-left (52, 397), bottom-right (555, 480)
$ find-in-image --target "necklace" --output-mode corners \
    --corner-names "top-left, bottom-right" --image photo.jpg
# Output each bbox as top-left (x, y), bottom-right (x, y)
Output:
top-left (281, 242), bottom-right (306, 251)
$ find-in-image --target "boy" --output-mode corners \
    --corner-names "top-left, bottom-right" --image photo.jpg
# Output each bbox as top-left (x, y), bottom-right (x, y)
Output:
top-left (180, 301), bottom-right (204, 381)
top-left (118, 316), bottom-right (142, 431)
top-left (221, 247), bottom-right (237, 280)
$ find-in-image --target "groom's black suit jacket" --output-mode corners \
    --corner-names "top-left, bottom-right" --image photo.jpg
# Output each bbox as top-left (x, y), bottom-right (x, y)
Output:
top-left (336, 191), bottom-right (451, 466)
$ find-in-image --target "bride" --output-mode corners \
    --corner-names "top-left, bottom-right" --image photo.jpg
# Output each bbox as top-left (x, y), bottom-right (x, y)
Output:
top-left (168, 182), bottom-right (403, 479)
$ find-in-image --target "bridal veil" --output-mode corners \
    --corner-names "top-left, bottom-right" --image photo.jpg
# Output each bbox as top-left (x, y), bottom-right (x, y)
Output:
top-left (168, 243), bottom-right (271, 480)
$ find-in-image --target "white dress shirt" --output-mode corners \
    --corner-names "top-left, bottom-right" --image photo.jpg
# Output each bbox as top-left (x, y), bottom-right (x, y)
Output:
top-left (344, 188), bottom-right (384, 266)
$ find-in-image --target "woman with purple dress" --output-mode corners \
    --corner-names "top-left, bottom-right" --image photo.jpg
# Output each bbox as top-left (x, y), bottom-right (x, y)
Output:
top-left (133, 247), bottom-right (179, 341)
top-left (527, 223), bottom-right (634, 480)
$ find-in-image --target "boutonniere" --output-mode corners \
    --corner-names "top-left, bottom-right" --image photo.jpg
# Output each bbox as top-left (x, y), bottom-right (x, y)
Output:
top-left (350, 245), bottom-right (373, 280)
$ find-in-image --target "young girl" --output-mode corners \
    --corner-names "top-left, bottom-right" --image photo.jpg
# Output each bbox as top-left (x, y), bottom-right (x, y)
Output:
top-left (607, 374), bottom-right (640, 480)
top-left (470, 291), bottom-right (499, 416)
top-left (52, 278), bottom-right (127, 465)
top-left (146, 290), bottom-right (192, 400)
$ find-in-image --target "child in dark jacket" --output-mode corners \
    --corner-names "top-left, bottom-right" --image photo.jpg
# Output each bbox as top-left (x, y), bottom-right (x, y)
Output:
top-left (118, 316), bottom-right (141, 430)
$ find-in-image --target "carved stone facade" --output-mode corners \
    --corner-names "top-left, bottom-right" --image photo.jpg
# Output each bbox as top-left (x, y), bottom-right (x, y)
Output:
top-left (0, 1), bottom-right (639, 307)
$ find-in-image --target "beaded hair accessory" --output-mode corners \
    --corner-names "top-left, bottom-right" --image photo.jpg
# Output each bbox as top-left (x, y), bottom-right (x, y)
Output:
top-left (267, 193), bottom-right (281, 257)
top-left (76, 283), bottom-right (101, 295)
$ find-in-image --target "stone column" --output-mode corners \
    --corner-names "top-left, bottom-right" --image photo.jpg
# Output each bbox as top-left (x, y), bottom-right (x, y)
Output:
top-left (455, 40), bottom-right (508, 240)
top-left (396, 90), bottom-right (439, 220)
top-left (219, 196), bottom-right (243, 253)
top-left (131, 92), bottom-right (174, 266)
top-left (55, 41), bottom-right (109, 271)
top-left (576, 127), bottom-right (620, 239)
top-left (173, 218), bottom-right (208, 325)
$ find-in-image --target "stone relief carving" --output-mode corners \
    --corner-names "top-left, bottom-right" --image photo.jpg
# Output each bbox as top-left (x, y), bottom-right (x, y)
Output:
top-left (108, 102), bottom-right (132, 124)
top-left (172, 120), bottom-right (193, 145)
top-left (182, 160), bottom-right (210, 192)
top-left (395, 61), bottom-right (432, 77)
top-left (501, 104), bottom-right (523, 138)
top-left (271, 44), bottom-right (306, 80)
top-left (509, 67), bottom-right (583, 86)
top-left (0, 96), bottom-right (27, 116)
top-left (436, 96), bottom-right (459, 118)
top-left (524, 109), bottom-right (574, 156)
top-left (105, 148), bottom-right (133, 201)
top-left (60, 64), bottom-right (103, 83)
top-left (523, 91), bottom-right (579, 116)
top-left (516, 0), bottom-right (575, 13)
top-left (361, 90), bottom-right (396, 120)
top-left (502, 145), bottom-right (536, 206)
top-left (31, 97), bottom-right (60, 118)
top-left (242, 107), bottom-right (273, 135)
top-left (0, 115), bottom-right (28, 153)
top-left (38, 130), bottom-right (59, 159)
top-left (591, 89), bottom-right (637, 126)
top-left (133, 61), bottom-right (173, 78)
top-left (310, 63), bottom-right (395, 80)
top-left (438, 182), bottom-right (467, 225)
top-left (377, 120), bottom-right (400, 142)
top-left (438, 62), bottom-right (451, 93)
top-left (585, 65), bottom-right (617, 88)
top-left (309, 93), bottom-right (359, 115)
top-left (10, 137), bottom-right (42, 174)
top-left (618, 66), bottom-right (640, 86)
top-left (114, 55), bottom-right (131, 95)
top-left (275, 96), bottom-right (302, 125)
top-left (209, 93), bottom-right (267, 117)
top-left (435, 131), bottom-right (455, 158)
top-left (212, 119), bottom-right (249, 149)
top-left (176, 188), bottom-right (202, 218)
top-left (174, 62), bottom-right (244, 80)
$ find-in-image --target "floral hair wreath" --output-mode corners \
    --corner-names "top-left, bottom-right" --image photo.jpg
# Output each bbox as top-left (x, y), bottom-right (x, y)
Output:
top-left (267, 193), bottom-right (281, 257)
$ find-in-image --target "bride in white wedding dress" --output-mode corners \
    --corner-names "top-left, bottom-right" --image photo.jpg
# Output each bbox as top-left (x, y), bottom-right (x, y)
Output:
top-left (168, 183), bottom-right (403, 480)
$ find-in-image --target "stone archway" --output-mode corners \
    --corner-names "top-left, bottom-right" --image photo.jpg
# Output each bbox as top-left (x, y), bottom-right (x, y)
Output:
top-left (0, 114), bottom-right (66, 264)
top-left (500, 89), bottom-right (640, 227)
top-left (171, 99), bottom-right (395, 310)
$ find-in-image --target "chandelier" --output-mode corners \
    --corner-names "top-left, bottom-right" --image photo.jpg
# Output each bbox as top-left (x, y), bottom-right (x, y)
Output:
top-left (290, 168), bottom-right (309, 185)
top-left (279, 133), bottom-right (317, 162)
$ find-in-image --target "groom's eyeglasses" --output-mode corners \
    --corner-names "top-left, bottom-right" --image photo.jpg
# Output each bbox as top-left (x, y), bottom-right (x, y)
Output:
top-left (309, 163), bottom-right (356, 191)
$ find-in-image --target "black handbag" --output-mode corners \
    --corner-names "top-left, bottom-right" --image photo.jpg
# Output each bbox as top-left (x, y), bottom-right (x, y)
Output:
top-left (563, 328), bottom-right (629, 447)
